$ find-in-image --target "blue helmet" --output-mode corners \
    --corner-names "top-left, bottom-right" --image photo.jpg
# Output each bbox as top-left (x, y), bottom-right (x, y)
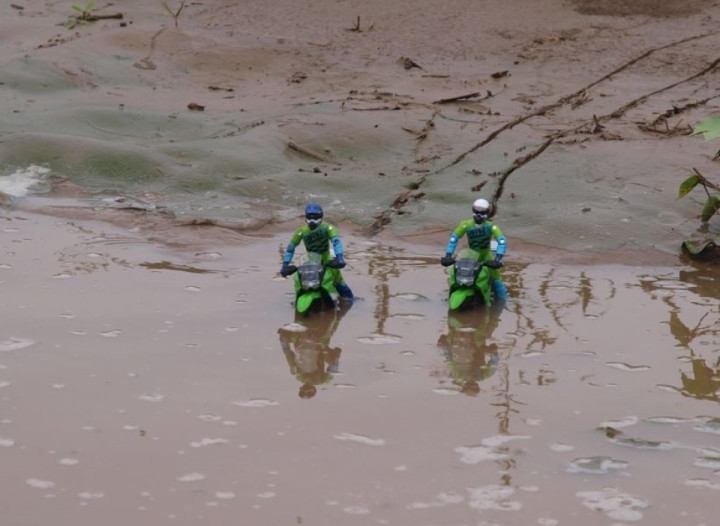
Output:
top-left (304, 203), bottom-right (323, 229)
top-left (305, 203), bottom-right (323, 217)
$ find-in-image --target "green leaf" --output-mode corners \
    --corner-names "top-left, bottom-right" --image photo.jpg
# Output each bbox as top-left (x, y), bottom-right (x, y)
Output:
top-left (71, 5), bottom-right (83, 12)
top-left (678, 174), bottom-right (699, 199)
top-left (700, 195), bottom-right (720, 223)
top-left (691, 117), bottom-right (720, 141)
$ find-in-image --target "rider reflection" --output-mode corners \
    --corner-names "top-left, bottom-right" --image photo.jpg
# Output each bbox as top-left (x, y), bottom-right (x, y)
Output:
top-left (277, 305), bottom-right (351, 399)
top-left (680, 356), bottom-right (720, 402)
top-left (437, 305), bottom-right (502, 396)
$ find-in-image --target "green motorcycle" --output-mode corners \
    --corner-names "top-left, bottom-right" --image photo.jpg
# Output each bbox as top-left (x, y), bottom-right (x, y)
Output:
top-left (285, 252), bottom-right (342, 314)
top-left (443, 248), bottom-right (502, 311)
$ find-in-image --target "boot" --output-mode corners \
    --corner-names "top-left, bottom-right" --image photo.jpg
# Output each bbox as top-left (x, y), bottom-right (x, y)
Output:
top-left (336, 282), bottom-right (355, 302)
top-left (492, 279), bottom-right (508, 302)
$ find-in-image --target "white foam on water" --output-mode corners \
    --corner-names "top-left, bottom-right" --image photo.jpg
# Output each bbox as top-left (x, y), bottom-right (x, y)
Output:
top-left (177, 473), bottom-right (205, 482)
top-left (576, 487), bottom-right (648, 521)
top-left (333, 432), bottom-right (386, 446)
top-left (0, 337), bottom-right (35, 352)
top-left (467, 484), bottom-right (521, 511)
top-left (26, 478), bottom-right (56, 490)
top-left (0, 165), bottom-right (50, 197)
top-left (190, 437), bottom-right (229, 448)
top-left (407, 492), bottom-right (464, 509)
top-left (232, 398), bottom-right (279, 408)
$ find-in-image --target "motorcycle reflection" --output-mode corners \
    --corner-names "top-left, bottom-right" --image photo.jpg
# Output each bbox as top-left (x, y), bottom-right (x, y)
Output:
top-left (680, 356), bottom-right (720, 402)
top-left (437, 306), bottom-right (502, 396)
top-left (277, 305), bottom-right (351, 399)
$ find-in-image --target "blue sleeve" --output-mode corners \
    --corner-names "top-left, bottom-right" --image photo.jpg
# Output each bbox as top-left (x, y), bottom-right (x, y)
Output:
top-left (495, 235), bottom-right (507, 256)
top-left (331, 236), bottom-right (344, 256)
top-left (445, 233), bottom-right (459, 255)
top-left (282, 241), bottom-right (297, 264)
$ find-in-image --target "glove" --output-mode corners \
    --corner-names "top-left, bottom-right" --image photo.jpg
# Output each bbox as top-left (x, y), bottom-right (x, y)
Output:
top-left (440, 255), bottom-right (455, 267)
top-left (335, 255), bottom-right (346, 269)
top-left (280, 264), bottom-right (290, 277)
top-left (486, 255), bottom-right (503, 269)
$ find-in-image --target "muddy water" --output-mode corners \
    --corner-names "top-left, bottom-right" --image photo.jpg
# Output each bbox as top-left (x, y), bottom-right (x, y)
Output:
top-left (1, 212), bottom-right (718, 526)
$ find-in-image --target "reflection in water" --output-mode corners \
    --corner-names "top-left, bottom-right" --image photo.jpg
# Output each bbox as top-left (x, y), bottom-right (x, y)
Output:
top-left (640, 263), bottom-right (720, 401)
top-left (365, 244), bottom-right (436, 335)
top-left (681, 357), bottom-right (720, 402)
top-left (277, 305), bottom-right (351, 399)
top-left (436, 306), bottom-right (502, 396)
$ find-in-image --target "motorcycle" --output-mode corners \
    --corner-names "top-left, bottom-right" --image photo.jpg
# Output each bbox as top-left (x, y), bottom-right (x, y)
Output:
top-left (442, 248), bottom-right (502, 311)
top-left (284, 252), bottom-right (342, 314)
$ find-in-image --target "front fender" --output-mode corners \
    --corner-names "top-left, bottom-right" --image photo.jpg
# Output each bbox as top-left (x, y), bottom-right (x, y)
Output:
top-left (297, 291), bottom-right (323, 313)
top-left (449, 287), bottom-right (476, 310)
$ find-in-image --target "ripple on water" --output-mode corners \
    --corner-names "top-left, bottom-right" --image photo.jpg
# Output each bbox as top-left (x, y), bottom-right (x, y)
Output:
top-left (178, 473), bottom-right (206, 482)
top-left (407, 492), bottom-right (464, 509)
top-left (393, 293), bottom-right (428, 301)
top-left (606, 431), bottom-right (676, 451)
top-left (333, 432), bottom-right (385, 446)
top-left (232, 399), bottom-right (279, 408)
top-left (456, 435), bottom-right (530, 464)
top-left (26, 478), bottom-right (55, 490)
top-left (645, 416), bottom-right (695, 424)
top-left (467, 484), bottom-right (521, 511)
top-left (0, 337), bottom-right (35, 352)
top-left (138, 393), bottom-right (166, 403)
top-left (576, 487), bottom-right (648, 521)
top-left (356, 334), bottom-right (402, 345)
top-left (685, 478), bottom-right (720, 490)
top-left (279, 323), bottom-right (307, 333)
top-left (567, 456), bottom-right (630, 475)
top-left (694, 418), bottom-right (720, 435)
top-left (600, 416), bottom-right (638, 428)
top-left (190, 437), bottom-right (229, 448)
top-left (605, 362), bottom-right (651, 372)
top-left (694, 456), bottom-right (720, 470)
top-left (391, 313), bottom-right (426, 320)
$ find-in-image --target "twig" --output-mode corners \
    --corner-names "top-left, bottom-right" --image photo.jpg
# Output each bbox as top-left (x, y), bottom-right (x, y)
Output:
top-left (433, 92), bottom-right (480, 104)
top-left (287, 141), bottom-right (336, 164)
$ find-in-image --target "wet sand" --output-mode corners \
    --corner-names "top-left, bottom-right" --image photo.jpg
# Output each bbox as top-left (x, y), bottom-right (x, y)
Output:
top-left (2, 209), bottom-right (719, 525)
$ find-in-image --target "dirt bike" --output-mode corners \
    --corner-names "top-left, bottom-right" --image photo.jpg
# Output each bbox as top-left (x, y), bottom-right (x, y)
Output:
top-left (284, 252), bottom-right (342, 314)
top-left (442, 248), bottom-right (502, 311)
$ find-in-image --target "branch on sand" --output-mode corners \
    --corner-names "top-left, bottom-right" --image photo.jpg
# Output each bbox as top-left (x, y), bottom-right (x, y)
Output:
top-left (287, 141), bottom-right (337, 164)
top-left (346, 16), bottom-right (373, 32)
top-left (365, 29), bottom-right (720, 236)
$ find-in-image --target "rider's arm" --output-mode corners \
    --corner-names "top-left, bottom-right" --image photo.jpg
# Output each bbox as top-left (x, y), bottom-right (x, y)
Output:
top-left (492, 224), bottom-right (507, 258)
top-left (444, 224), bottom-right (466, 256)
top-left (282, 229), bottom-right (304, 264)
top-left (330, 236), bottom-right (344, 257)
top-left (327, 225), bottom-right (347, 267)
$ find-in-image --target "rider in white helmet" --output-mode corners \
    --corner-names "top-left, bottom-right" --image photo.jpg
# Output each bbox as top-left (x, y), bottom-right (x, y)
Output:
top-left (440, 198), bottom-right (508, 301)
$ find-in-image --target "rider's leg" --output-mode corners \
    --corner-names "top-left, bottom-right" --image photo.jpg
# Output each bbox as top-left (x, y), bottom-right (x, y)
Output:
top-left (335, 270), bottom-right (354, 301)
top-left (488, 267), bottom-right (508, 302)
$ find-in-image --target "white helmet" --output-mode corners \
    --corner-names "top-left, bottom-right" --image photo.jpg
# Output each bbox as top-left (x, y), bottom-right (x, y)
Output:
top-left (472, 198), bottom-right (490, 223)
top-left (472, 198), bottom-right (490, 212)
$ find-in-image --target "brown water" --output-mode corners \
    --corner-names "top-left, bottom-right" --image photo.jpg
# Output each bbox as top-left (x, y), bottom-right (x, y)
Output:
top-left (1, 212), bottom-right (718, 526)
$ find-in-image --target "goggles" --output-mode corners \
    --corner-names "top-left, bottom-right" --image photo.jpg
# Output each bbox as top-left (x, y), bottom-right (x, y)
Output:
top-left (305, 215), bottom-right (323, 227)
top-left (473, 210), bottom-right (489, 220)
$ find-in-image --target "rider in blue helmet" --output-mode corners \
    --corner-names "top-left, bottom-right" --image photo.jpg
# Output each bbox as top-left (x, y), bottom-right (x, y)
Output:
top-left (280, 203), bottom-right (354, 301)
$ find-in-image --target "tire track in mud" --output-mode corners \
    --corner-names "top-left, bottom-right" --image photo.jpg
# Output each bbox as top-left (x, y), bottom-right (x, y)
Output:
top-left (366, 29), bottom-right (720, 236)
